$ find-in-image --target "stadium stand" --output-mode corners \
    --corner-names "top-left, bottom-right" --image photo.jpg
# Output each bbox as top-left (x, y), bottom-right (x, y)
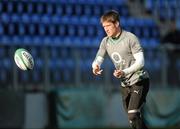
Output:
top-left (0, 0), bottom-right (170, 89)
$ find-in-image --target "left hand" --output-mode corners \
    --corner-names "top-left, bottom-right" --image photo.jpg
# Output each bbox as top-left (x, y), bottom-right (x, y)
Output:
top-left (113, 69), bottom-right (125, 78)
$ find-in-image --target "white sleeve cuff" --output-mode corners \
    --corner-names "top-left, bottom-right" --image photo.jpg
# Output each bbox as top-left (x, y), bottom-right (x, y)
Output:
top-left (92, 56), bottom-right (104, 69)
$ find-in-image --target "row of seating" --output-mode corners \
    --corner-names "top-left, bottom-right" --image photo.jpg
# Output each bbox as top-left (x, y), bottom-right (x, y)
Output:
top-left (0, 24), bottom-right (159, 38)
top-left (0, 35), bottom-right (159, 48)
top-left (145, 0), bottom-right (180, 9)
top-left (144, 0), bottom-right (180, 21)
top-left (0, 1), bottom-right (161, 49)
top-left (0, 1), bottom-right (129, 16)
top-left (1, 13), bottom-right (158, 27)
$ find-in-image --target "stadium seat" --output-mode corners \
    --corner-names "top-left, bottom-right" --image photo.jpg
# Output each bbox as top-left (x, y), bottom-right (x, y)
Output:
top-left (7, 2), bottom-right (13, 13)
top-left (31, 14), bottom-right (41, 23)
top-left (41, 14), bottom-right (51, 24)
top-left (65, 4), bottom-right (73, 16)
top-left (1, 13), bottom-right (10, 23)
top-left (83, 5), bottom-right (92, 16)
top-left (12, 36), bottom-right (22, 45)
top-left (1, 36), bottom-right (11, 45)
top-left (32, 57), bottom-right (44, 83)
top-left (21, 14), bottom-right (31, 23)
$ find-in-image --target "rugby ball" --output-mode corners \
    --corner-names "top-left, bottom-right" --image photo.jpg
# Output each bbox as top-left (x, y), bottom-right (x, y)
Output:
top-left (14, 48), bottom-right (34, 70)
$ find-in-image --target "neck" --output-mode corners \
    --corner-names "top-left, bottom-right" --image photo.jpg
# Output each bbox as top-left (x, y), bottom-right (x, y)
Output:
top-left (112, 29), bottom-right (122, 39)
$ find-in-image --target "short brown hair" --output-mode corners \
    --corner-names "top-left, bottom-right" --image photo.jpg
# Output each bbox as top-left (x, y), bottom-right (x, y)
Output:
top-left (100, 10), bottom-right (120, 24)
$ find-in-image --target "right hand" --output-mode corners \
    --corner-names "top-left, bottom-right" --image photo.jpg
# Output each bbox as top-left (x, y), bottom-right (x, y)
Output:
top-left (92, 64), bottom-right (103, 75)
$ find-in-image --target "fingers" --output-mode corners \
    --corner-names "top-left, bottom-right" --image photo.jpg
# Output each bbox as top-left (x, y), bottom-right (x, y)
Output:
top-left (113, 70), bottom-right (124, 78)
top-left (92, 64), bottom-right (103, 75)
top-left (93, 69), bottom-right (103, 75)
top-left (96, 69), bottom-right (103, 75)
top-left (93, 66), bottom-right (103, 75)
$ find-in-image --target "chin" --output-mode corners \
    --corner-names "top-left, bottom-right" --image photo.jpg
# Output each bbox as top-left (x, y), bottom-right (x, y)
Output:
top-left (107, 34), bottom-right (113, 37)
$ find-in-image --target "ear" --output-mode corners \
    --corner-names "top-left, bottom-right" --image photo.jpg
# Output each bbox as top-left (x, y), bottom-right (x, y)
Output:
top-left (115, 21), bottom-right (119, 27)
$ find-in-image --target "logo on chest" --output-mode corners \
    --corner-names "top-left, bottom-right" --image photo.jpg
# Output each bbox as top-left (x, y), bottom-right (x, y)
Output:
top-left (111, 52), bottom-right (126, 68)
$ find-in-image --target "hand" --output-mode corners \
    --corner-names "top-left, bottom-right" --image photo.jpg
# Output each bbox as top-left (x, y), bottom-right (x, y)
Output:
top-left (113, 69), bottom-right (125, 78)
top-left (92, 64), bottom-right (103, 75)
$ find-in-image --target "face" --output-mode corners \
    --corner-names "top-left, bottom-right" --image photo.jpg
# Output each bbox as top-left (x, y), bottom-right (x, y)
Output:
top-left (102, 21), bottom-right (119, 37)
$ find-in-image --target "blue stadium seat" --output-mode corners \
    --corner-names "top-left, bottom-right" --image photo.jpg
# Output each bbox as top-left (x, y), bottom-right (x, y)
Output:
top-left (68, 25), bottom-right (76, 36)
top-left (44, 36), bottom-right (52, 46)
top-left (60, 58), bottom-right (75, 82)
top-left (52, 36), bottom-right (64, 46)
top-left (3, 58), bottom-right (12, 70)
top-left (23, 35), bottom-right (33, 45)
top-left (56, 5), bottom-right (63, 15)
top-left (58, 25), bottom-right (66, 36)
top-left (120, 5), bottom-right (129, 16)
top-left (62, 37), bottom-right (72, 46)
top-left (79, 59), bottom-right (93, 82)
top-left (21, 14), bottom-right (31, 23)
top-left (133, 27), bottom-right (141, 38)
top-left (49, 24), bottom-right (56, 36)
top-left (51, 15), bottom-right (61, 24)
top-left (80, 16), bottom-right (89, 25)
top-left (83, 5), bottom-right (92, 16)
top-left (77, 25), bottom-right (85, 37)
top-left (17, 2), bottom-right (24, 14)
top-left (66, 4), bottom-right (73, 16)
top-left (27, 2), bottom-right (33, 14)
top-left (11, 14), bottom-right (20, 22)
top-left (61, 16), bottom-right (71, 24)
top-left (143, 27), bottom-right (151, 38)
top-left (60, 48), bottom-right (69, 58)
top-left (41, 14), bottom-right (51, 24)
top-left (149, 38), bottom-right (159, 48)
top-left (47, 4), bottom-right (54, 15)
top-left (7, 2), bottom-right (13, 13)
top-left (33, 36), bottom-right (43, 46)
top-left (140, 38), bottom-right (148, 48)
top-left (29, 24), bottom-right (36, 35)
top-left (126, 17), bottom-right (136, 26)
top-left (19, 71), bottom-right (30, 83)
top-left (144, 0), bottom-right (153, 12)
top-left (31, 14), bottom-right (41, 23)
top-left (12, 36), bottom-right (22, 45)
top-left (37, 2), bottom-right (44, 14)
top-left (152, 28), bottom-right (160, 38)
top-left (1, 36), bottom-right (11, 45)
top-left (75, 4), bottom-right (83, 16)
top-left (49, 47), bottom-right (58, 58)
top-left (32, 57), bottom-right (44, 83)
top-left (30, 47), bottom-right (38, 58)
top-left (1, 13), bottom-right (10, 23)
top-left (18, 23), bottom-right (25, 35)
top-left (8, 23), bottom-right (15, 35)
top-left (89, 16), bottom-right (99, 25)
top-left (93, 6), bottom-right (101, 16)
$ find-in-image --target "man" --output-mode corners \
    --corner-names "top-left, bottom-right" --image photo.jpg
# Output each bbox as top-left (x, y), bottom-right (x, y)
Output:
top-left (92, 10), bottom-right (149, 129)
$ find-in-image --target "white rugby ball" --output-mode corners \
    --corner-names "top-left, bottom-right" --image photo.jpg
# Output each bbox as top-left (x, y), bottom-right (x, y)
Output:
top-left (14, 48), bottom-right (34, 70)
